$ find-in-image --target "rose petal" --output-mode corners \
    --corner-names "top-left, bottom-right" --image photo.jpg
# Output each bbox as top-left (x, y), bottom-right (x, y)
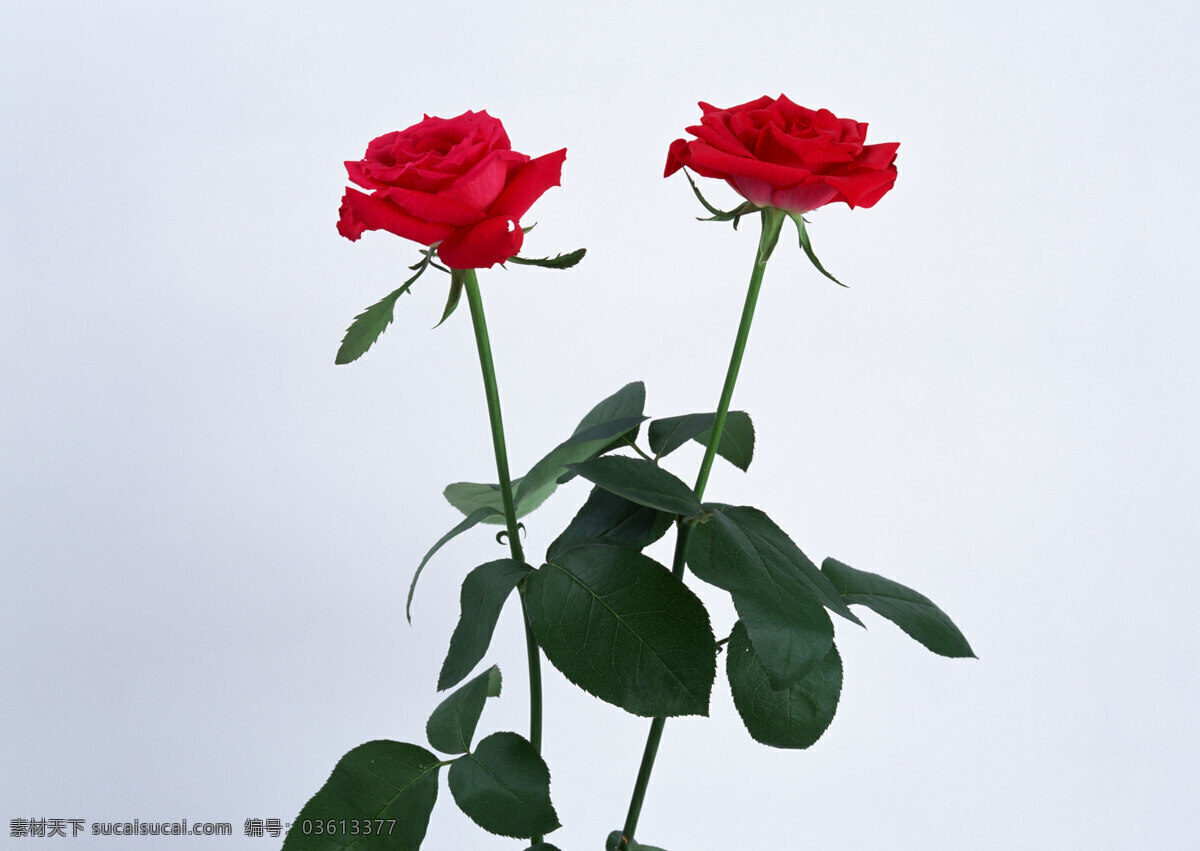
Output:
top-left (726, 176), bottom-right (775, 208)
top-left (855, 142), bottom-right (900, 170)
top-left (665, 96), bottom-right (899, 212)
top-left (336, 187), bottom-right (455, 245)
top-left (489, 148), bottom-right (566, 219)
top-left (374, 185), bottom-right (486, 227)
top-left (768, 181), bottom-right (840, 214)
top-left (664, 138), bottom-right (690, 177)
top-left (837, 166), bottom-right (898, 208)
top-left (686, 141), bottom-right (813, 187)
top-left (689, 120), bottom-right (753, 157)
top-left (440, 149), bottom-right (528, 211)
top-left (824, 166), bottom-right (898, 208)
top-left (701, 95), bottom-right (774, 117)
top-left (759, 124), bottom-right (849, 170)
top-left (437, 215), bottom-right (524, 269)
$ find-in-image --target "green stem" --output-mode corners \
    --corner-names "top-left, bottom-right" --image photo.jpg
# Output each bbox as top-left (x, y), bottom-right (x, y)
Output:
top-left (618, 208), bottom-right (786, 849)
top-left (461, 270), bottom-right (545, 842)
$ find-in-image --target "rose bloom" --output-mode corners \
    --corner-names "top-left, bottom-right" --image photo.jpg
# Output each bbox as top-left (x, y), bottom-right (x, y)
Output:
top-left (665, 95), bottom-right (898, 214)
top-left (337, 110), bottom-right (566, 269)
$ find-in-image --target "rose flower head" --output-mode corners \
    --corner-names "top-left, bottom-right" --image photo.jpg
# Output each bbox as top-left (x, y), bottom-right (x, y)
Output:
top-left (337, 110), bottom-right (566, 269)
top-left (665, 95), bottom-right (898, 214)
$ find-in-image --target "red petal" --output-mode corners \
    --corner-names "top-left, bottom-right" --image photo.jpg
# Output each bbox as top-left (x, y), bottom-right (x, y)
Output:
top-left (768, 181), bottom-right (839, 214)
top-left (440, 149), bottom-right (528, 210)
top-left (825, 165), bottom-right (898, 208)
top-left (686, 141), bottom-right (813, 187)
top-left (336, 187), bottom-right (454, 245)
top-left (375, 185), bottom-right (485, 227)
top-left (845, 166), bottom-right (898, 208)
top-left (437, 215), bottom-right (525, 269)
top-left (490, 148), bottom-right (566, 219)
top-left (664, 138), bottom-right (690, 177)
top-left (856, 142), bottom-right (900, 170)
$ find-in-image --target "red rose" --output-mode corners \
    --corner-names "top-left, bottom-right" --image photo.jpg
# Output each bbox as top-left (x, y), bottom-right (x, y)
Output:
top-left (337, 110), bottom-right (566, 269)
top-left (665, 95), bottom-right (898, 213)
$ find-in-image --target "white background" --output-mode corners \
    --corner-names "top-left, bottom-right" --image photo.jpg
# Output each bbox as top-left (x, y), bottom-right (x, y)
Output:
top-left (3, 1), bottom-right (1198, 848)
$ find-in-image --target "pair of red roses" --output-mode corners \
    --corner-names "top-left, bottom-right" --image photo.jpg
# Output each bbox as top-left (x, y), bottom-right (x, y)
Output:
top-left (336, 96), bottom-right (899, 269)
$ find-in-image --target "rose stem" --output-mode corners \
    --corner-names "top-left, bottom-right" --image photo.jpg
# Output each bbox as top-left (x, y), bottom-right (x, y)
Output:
top-left (462, 269), bottom-right (545, 842)
top-left (618, 207), bottom-right (785, 849)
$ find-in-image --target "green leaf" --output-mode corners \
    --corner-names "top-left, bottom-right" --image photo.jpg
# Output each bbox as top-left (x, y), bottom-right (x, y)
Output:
top-left (442, 480), bottom-right (555, 525)
top-left (434, 270), bottom-right (465, 327)
top-left (514, 415), bottom-right (646, 507)
top-left (687, 506), bottom-right (861, 689)
top-left (426, 665), bottom-right (501, 755)
top-left (648, 412), bottom-right (711, 458)
top-left (443, 383), bottom-right (647, 525)
top-left (648, 411), bottom-right (755, 471)
top-left (567, 457), bottom-right (702, 517)
top-left (822, 558), bottom-right (976, 658)
top-left (525, 545), bottom-right (715, 717)
top-left (438, 560), bottom-right (532, 691)
top-left (507, 248), bottom-right (586, 269)
top-left (335, 285), bottom-right (411, 366)
top-left (726, 621), bottom-right (842, 749)
top-left (571, 381), bottom-right (646, 438)
top-left (284, 740), bottom-right (441, 851)
top-left (447, 732), bottom-right (559, 839)
top-left (546, 486), bottom-right (672, 562)
top-left (695, 411), bottom-right (754, 471)
top-left (527, 845), bottom-right (564, 851)
top-left (407, 507), bottom-right (502, 622)
top-left (788, 212), bottom-right (846, 287)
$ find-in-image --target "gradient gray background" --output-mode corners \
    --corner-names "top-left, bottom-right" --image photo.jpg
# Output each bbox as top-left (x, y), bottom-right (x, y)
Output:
top-left (3, 1), bottom-right (1197, 848)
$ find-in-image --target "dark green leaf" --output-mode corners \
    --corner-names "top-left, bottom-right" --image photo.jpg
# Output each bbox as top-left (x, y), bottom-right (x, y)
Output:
top-left (571, 382), bottom-right (646, 438)
top-left (447, 732), bottom-right (559, 839)
top-left (434, 270), bottom-right (465, 327)
top-left (443, 482), bottom-right (507, 522)
top-left (687, 506), bottom-right (860, 689)
top-left (443, 480), bottom-right (555, 525)
top-left (527, 845), bottom-right (564, 851)
top-left (335, 285), bottom-right (412, 366)
top-left (439, 560), bottom-right (532, 691)
top-left (284, 740), bottom-right (441, 851)
top-left (407, 507), bottom-right (502, 622)
top-left (788, 213), bottom-right (846, 287)
top-left (695, 411), bottom-right (755, 471)
top-left (526, 545), bottom-right (715, 717)
top-left (426, 665), bottom-right (501, 756)
top-left (443, 383), bottom-right (647, 525)
top-left (546, 486), bottom-right (672, 562)
top-left (507, 248), bottom-right (586, 269)
top-left (484, 665), bottom-right (502, 696)
top-left (567, 457), bottom-right (701, 517)
top-left (727, 621), bottom-right (842, 749)
top-left (822, 558), bottom-right (975, 658)
top-left (648, 412), bottom-right (712, 458)
top-left (514, 415), bottom-right (646, 508)
top-left (649, 411), bottom-right (755, 471)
